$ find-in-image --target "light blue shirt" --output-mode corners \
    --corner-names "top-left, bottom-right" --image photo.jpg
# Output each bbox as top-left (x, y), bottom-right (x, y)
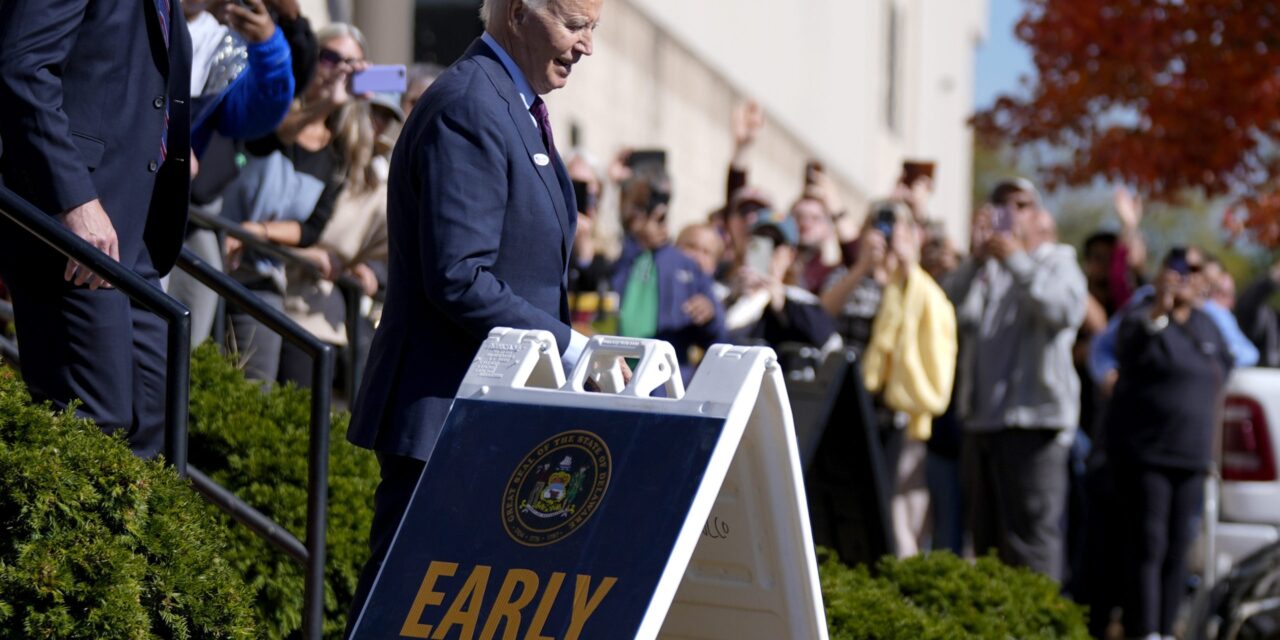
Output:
top-left (481, 32), bottom-right (539, 130)
top-left (479, 31), bottom-right (589, 374)
top-left (1089, 284), bottom-right (1259, 383)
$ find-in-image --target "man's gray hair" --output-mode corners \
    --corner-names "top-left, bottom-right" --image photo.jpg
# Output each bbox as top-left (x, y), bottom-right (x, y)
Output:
top-left (479, 0), bottom-right (550, 28)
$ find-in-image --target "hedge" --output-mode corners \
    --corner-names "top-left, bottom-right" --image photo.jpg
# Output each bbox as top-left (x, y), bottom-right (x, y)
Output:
top-left (0, 368), bottom-right (256, 639)
top-left (0, 344), bottom-right (1092, 639)
top-left (187, 344), bottom-right (379, 639)
top-left (819, 548), bottom-right (1090, 639)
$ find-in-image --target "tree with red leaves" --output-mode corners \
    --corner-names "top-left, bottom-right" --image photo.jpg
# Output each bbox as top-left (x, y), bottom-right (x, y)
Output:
top-left (974, 0), bottom-right (1280, 247)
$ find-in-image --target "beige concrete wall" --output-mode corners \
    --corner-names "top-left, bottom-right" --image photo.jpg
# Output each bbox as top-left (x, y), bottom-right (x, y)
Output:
top-left (628, 0), bottom-right (987, 244)
top-left (335, 0), bottom-right (986, 247)
top-left (545, 0), bottom-right (866, 251)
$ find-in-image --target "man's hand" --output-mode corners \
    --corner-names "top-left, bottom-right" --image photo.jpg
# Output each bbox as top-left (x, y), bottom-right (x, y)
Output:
top-left (970, 204), bottom-right (995, 261)
top-left (218, 0), bottom-right (276, 44)
top-left (58, 199), bottom-right (118, 290)
top-left (1114, 185), bottom-right (1143, 231)
top-left (732, 101), bottom-right (764, 150)
top-left (262, 0), bottom-right (300, 20)
top-left (806, 166), bottom-right (844, 220)
top-left (224, 234), bottom-right (244, 271)
top-left (986, 234), bottom-right (1021, 262)
top-left (349, 262), bottom-right (379, 296)
top-left (855, 229), bottom-right (887, 273)
top-left (682, 294), bottom-right (717, 326)
top-left (298, 246), bottom-right (341, 280)
top-left (1152, 269), bottom-right (1179, 318)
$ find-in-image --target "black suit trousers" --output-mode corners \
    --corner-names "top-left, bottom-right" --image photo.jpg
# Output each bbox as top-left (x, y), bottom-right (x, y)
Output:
top-left (2, 247), bottom-right (168, 458)
top-left (345, 451), bottom-right (426, 638)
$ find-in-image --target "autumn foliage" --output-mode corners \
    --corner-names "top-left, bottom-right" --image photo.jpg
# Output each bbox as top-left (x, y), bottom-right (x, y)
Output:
top-left (974, 0), bottom-right (1280, 247)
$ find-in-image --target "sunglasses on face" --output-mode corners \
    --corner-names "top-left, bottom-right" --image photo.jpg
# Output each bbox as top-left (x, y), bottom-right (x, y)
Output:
top-left (1008, 197), bottom-right (1036, 211)
top-left (318, 48), bottom-right (361, 67)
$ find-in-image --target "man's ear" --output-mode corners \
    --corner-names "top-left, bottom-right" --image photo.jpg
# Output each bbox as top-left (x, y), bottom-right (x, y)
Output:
top-left (510, 0), bottom-right (527, 25)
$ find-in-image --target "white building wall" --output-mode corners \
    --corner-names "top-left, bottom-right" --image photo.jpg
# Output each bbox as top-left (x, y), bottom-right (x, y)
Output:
top-left (321, 0), bottom-right (987, 245)
top-left (627, 0), bottom-right (986, 243)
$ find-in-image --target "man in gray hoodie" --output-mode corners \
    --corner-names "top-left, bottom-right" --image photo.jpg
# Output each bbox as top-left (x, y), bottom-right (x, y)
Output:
top-left (945, 178), bottom-right (1086, 581)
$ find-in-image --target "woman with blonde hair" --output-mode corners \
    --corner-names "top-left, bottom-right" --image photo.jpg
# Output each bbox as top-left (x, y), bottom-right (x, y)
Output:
top-left (219, 22), bottom-right (378, 383)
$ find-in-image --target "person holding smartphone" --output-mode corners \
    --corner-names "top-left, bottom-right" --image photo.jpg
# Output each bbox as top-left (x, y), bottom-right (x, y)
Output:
top-left (721, 218), bottom-right (838, 355)
top-left (1104, 247), bottom-right (1232, 639)
top-left (215, 23), bottom-right (377, 382)
top-left (942, 178), bottom-right (1087, 581)
top-left (612, 166), bottom-right (725, 381)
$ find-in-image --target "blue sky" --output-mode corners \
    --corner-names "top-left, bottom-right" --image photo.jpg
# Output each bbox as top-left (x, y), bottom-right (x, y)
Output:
top-left (974, 0), bottom-right (1034, 109)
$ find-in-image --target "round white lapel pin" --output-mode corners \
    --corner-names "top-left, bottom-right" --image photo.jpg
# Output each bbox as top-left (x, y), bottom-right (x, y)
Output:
top-left (533, 153), bottom-right (550, 166)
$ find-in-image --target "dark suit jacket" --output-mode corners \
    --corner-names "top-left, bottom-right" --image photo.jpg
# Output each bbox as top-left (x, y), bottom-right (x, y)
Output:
top-left (0, 0), bottom-right (192, 275)
top-left (349, 38), bottom-right (577, 461)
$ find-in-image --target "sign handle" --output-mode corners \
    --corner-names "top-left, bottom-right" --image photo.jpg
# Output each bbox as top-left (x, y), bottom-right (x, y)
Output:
top-left (566, 336), bottom-right (685, 399)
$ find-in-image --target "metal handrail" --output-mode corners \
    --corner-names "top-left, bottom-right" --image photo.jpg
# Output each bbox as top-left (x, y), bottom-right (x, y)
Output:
top-left (0, 185), bottom-right (192, 475)
top-left (0, 183), bottom-right (333, 638)
top-left (186, 210), bottom-right (365, 401)
top-left (175, 247), bottom-right (332, 640)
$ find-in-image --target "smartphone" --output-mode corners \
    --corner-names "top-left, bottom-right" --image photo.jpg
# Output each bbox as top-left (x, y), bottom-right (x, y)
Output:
top-left (572, 180), bottom-right (591, 214)
top-left (351, 64), bottom-right (407, 95)
top-left (745, 235), bottom-right (775, 277)
top-left (626, 149), bottom-right (667, 171)
top-left (1167, 247), bottom-right (1190, 275)
top-left (873, 206), bottom-right (896, 241)
top-left (992, 205), bottom-right (1014, 233)
top-left (804, 160), bottom-right (823, 185)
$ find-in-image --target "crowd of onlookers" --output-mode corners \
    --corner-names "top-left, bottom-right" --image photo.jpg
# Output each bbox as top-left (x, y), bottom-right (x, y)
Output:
top-left (4, 5), bottom-right (1280, 639)
top-left (565, 98), bottom-right (1280, 638)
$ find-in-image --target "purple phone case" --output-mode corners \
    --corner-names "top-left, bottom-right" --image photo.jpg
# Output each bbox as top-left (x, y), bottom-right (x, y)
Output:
top-left (351, 65), bottom-right (407, 94)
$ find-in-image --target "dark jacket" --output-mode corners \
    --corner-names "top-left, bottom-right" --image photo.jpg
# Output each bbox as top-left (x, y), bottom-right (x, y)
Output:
top-left (0, 0), bottom-right (192, 275)
top-left (348, 38), bottom-right (577, 462)
top-left (1105, 303), bottom-right (1233, 471)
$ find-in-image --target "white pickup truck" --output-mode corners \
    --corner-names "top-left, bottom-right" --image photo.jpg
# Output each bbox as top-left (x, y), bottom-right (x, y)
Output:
top-left (1199, 367), bottom-right (1280, 581)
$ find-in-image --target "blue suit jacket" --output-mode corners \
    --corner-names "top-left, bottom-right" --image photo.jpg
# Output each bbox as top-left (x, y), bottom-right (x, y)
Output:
top-left (348, 39), bottom-right (577, 461)
top-left (0, 0), bottom-right (192, 276)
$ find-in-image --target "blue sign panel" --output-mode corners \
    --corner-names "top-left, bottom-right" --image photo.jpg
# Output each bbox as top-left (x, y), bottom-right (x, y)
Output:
top-left (352, 398), bottom-right (726, 639)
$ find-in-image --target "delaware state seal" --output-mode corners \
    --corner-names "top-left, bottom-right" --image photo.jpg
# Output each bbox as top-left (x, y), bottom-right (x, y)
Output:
top-left (502, 430), bottom-right (611, 547)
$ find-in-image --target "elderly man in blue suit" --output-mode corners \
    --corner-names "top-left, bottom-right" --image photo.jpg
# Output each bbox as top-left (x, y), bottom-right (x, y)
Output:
top-left (345, 0), bottom-right (605, 625)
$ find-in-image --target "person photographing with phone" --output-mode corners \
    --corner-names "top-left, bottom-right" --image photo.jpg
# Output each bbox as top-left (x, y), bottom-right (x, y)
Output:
top-left (819, 201), bottom-right (956, 556)
top-left (943, 177), bottom-right (1086, 580)
top-left (218, 22), bottom-right (380, 382)
top-left (612, 165), bottom-right (726, 381)
top-left (1103, 247), bottom-right (1233, 639)
top-left (721, 216), bottom-right (839, 355)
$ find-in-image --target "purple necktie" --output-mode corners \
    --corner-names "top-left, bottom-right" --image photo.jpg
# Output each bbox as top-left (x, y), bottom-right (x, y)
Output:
top-left (530, 97), bottom-right (556, 160)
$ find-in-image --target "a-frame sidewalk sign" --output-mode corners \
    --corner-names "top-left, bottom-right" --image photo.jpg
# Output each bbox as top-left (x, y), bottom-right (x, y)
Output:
top-left (349, 328), bottom-right (829, 640)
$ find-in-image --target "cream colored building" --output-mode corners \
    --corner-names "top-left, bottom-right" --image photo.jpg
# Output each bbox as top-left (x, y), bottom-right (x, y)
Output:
top-left (304, 0), bottom-right (987, 246)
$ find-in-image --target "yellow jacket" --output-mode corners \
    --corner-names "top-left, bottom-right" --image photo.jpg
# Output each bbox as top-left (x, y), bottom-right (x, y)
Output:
top-left (862, 264), bottom-right (958, 441)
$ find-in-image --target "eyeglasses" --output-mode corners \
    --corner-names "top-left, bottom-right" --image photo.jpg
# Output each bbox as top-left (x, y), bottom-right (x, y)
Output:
top-left (318, 48), bottom-right (361, 67)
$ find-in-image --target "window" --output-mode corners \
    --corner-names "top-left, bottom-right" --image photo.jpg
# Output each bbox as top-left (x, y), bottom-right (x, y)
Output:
top-left (885, 1), bottom-right (901, 133)
top-left (414, 0), bottom-right (484, 65)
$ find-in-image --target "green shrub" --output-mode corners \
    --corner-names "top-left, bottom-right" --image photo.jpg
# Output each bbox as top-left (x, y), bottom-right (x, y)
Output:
top-left (0, 368), bottom-right (256, 639)
top-left (187, 344), bottom-right (379, 639)
top-left (819, 549), bottom-right (1089, 639)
